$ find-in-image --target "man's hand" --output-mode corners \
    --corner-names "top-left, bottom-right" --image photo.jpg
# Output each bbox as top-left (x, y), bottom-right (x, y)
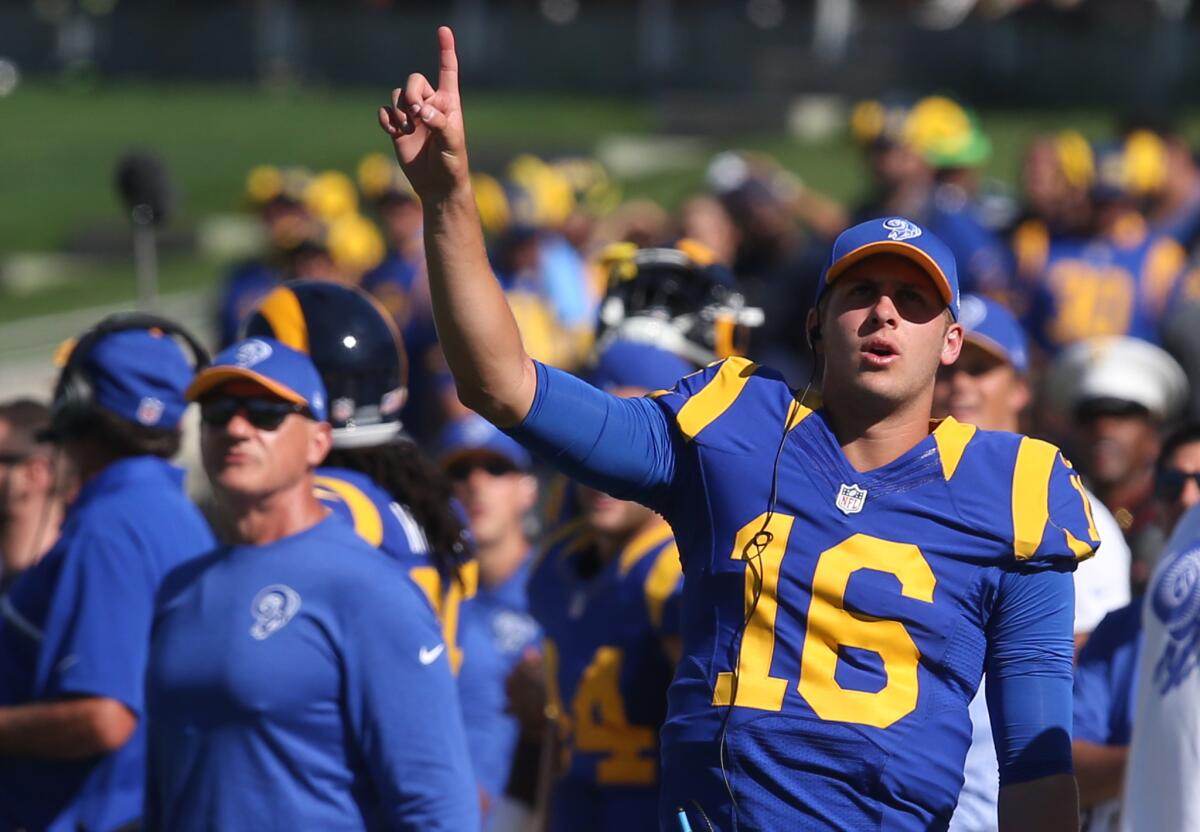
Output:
top-left (377, 26), bottom-right (469, 201)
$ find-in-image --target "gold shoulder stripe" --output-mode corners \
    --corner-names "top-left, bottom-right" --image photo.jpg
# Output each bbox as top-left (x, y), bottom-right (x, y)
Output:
top-left (618, 519), bottom-right (675, 576)
top-left (644, 543), bottom-right (683, 630)
top-left (313, 475), bottom-right (384, 547)
top-left (933, 417), bottom-right (977, 481)
top-left (675, 357), bottom-right (759, 441)
top-left (786, 399), bottom-right (813, 433)
top-left (257, 286), bottom-right (309, 353)
top-left (647, 389), bottom-right (671, 399)
top-left (1066, 473), bottom-right (1100, 560)
top-left (1011, 438), bottom-right (1059, 560)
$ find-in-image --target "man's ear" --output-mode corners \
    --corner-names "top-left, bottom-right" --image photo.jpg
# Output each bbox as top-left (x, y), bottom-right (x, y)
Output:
top-left (308, 422), bottom-right (334, 467)
top-left (941, 323), bottom-right (964, 366)
top-left (806, 307), bottom-right (823, 354)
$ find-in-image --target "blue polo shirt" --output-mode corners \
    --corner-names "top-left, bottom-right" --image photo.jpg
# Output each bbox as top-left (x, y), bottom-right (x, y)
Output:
top-left (0, 455), bottom-right (214, 832)
top-left (145, 515), bottom-right (479, 831)
top-left (456, 554), bottom-right (540, 801)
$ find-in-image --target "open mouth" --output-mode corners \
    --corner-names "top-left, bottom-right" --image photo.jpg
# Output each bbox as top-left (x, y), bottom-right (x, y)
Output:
top-left (861, 340), bottom-right (899, 366)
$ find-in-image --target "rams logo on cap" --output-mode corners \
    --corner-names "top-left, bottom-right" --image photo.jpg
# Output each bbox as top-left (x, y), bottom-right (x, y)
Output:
top-left (234, 339), bottom-right (273, 368)
top-left (884, 217), bottom-right (923, 242)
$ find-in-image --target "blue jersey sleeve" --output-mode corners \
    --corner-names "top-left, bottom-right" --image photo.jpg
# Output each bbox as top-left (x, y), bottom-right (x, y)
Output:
top-left (985, 566), bottom-right (1076, 786)
top-left (341, 574), bottom-right (480, 831)
top-left (36, 532), bottom-right (155, 714)
top-left (507, 361), bottom-right (680, 511)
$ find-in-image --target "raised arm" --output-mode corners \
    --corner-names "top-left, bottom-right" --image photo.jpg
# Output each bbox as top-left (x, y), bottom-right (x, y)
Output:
top-left (377, 26), bottom-right (536, 427)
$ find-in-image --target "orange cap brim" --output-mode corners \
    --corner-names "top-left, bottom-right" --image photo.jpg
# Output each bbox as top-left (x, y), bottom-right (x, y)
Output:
top-left (824, 241), bottom-right (954, 308)
top-left (185, 367), bottom-right (308, 406)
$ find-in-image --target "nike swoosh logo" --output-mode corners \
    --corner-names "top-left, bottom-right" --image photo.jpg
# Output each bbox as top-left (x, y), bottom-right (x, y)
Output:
top-left (418, 644), bottom-right (446, 665)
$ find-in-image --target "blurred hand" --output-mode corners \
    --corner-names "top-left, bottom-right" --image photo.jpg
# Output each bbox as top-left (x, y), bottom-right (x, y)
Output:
top-left (377, 26), bottom-right (469, 201)
top-left (506, 646), bottom-right (550, 739)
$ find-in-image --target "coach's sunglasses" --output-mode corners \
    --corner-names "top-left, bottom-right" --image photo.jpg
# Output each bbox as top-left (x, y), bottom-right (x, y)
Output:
top-left (444, 458), bottom-right (518, 481)
top-left (1156, 468), bottom-right (1200, 500)
top-left (200, 397), bottom-right (312, 431)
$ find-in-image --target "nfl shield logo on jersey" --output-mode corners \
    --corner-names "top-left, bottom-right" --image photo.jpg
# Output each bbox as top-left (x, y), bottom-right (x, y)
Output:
top-left (836, 483), bottom-right (868, 515)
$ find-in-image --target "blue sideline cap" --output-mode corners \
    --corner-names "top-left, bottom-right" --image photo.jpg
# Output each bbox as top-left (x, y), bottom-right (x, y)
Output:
top-left (81, 330), bottom-right (194, 429)
top-left (437, 414), bottom-right (532, 472)
top-left (186, 337), bottom-right (328, 422)
top-left (817, 217), bottom-right (960, 320)
top-left (958, 294), bottom-right (1029, 374)
top-left (588, 340), bottom-right (696, 394)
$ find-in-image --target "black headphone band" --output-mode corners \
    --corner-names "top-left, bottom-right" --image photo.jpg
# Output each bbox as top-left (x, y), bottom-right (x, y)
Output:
top-left (48, 312), bottom-right (211, 440)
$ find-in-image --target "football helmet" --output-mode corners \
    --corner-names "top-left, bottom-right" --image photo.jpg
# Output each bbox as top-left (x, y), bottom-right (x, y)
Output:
top-left (243, 280), bottom-right (408, 448)
top-left (594, 239), bottom-right (764, 367)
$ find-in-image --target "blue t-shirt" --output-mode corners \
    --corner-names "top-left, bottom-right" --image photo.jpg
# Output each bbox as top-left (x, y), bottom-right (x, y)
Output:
top-left (456, 555), bottom-right (541, 802)
top-left (0, 456), bottom-right (214, 832)
top-left (1074, 600), bottom-right (1143, 747)
top-left (509, 358), bottom-right (1097, 831)
top-left (145, 516), bottom-right (479, 832)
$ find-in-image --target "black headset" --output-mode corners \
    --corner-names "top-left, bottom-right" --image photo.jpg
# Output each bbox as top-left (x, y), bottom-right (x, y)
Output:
top-left (44, 311), bottom-right (210, 442)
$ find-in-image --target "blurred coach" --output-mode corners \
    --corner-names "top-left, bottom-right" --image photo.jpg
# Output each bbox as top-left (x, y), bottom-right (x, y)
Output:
top-left (0, 314), bottom-right (215, 832)
top-left (145, 337), bottom-right (478, 831)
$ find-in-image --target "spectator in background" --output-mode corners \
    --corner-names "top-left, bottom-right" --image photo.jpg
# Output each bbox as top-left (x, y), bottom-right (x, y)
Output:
top-left (0, 399), bottom-right (65, 589)
top-left (438, 416), bottom-right (541, 829)
top-left (146, 337), bottom-right (478, 831)
top-left (1021, 139), bottom-right (1188, 356)
top-left (1120, 424), bottom-right (1200, 831)
top-left (1071, 424), bottom-right (1200, 831)
top-left (939, 296), bottom-right (1131, 832)
top-left (1044, 336), bottom-right (1188, 590)
top-left (0, 317), bottom-right (214, 832)
top-left (215, 165), bottom-right (313, 347)
top-left (358, 152), bottom-right (425, 331)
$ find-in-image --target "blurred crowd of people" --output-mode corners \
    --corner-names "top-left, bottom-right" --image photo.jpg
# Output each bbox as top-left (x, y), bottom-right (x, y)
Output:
top-left (3, 92), bottom-right (1200, 830)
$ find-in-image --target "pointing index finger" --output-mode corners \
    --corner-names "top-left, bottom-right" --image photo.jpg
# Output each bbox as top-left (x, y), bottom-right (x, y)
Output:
top-left (436, 25), bottom-right (459, 97)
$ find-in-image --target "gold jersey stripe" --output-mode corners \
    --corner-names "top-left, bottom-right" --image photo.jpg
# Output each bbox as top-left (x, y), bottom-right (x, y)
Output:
top-left (933, 417), bottom-right (977, 481)
top-left (618, 519), bottom-right (675, 576)
top-left (313, 476), bottom-right (383, 547)
top-left (1011, 437), bottom-right (1059, 560)
top-left (644, 543), bottom-right (683, 630)
top-left (675, 357), bottom-right (759, 441)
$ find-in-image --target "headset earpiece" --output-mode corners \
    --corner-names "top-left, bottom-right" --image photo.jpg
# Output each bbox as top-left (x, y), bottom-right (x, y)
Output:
top-left (806, 325), bottom-right (822, 352)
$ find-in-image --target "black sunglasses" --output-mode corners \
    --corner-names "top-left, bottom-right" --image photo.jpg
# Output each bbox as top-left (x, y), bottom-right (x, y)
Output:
top-left (0, 452), bottom-right (30, 466)
top-left (200, 397), bottom-right (312, 431)
top-left (1156, 468), bottom-right (1200, 500)
top-left (444, 458), bottom-right (519, 482)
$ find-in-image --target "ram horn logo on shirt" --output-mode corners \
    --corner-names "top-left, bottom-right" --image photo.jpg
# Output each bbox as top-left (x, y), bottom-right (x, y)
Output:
top-left (234, 339), bottom-right (273, 368)
top-left (250, 584), bottom-right (302, 640)
top-left (883, 217), bottom-right (922, 242)
top-left (1151, 546), bottom-right (1200, 694)
top-left (836, 483), bottom-right (868, 515)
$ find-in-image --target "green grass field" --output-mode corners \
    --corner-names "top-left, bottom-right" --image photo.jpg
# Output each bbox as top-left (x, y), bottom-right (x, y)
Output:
top-left (1, 78), bottom-right (1188, 324)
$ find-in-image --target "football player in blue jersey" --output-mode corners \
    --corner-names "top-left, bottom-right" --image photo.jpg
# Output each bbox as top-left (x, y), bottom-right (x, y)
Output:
top-left (146, 337), bottom-right (477, 830)
top-left (242, 280), bottom-right (477, 674)
top-left (527, 339), bottom-right (692, 832)
top-left (379, 28), bottom-right (1096, 830)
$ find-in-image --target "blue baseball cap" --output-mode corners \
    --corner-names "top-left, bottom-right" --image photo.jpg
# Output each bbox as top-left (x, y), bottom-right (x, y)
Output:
top-left (817, 217), bottom-right (960, 320)
top-left (437, 414), bottom-right (532, 472)
top-left (186, 337), bottom-right (328, 422)
top-left (81, 329), bottom-right (194, 429)
top-left (588, 340), bottom-right (695, 393)
top-left (957, 294), bottom-right (1029, 374)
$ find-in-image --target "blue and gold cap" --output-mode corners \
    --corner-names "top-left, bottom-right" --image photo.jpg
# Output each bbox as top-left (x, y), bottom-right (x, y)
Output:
top-left (817, 217), bottom-right (960, 320)
top-left (186, 337), bottom-right (328, 422)
top-left (958, 294), bottom-right (1028, 374)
